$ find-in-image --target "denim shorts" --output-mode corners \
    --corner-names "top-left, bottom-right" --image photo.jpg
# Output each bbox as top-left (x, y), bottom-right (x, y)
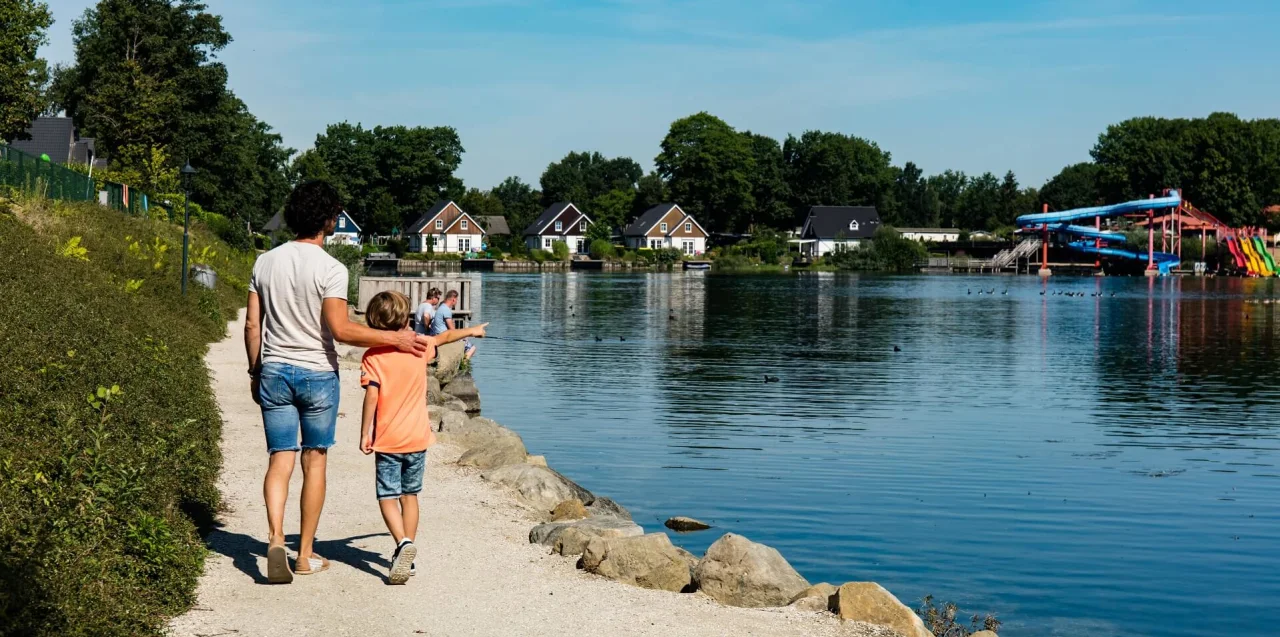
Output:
top-left (257, 362), bottom-right (340, 454)
top-left (375, 452), bottom-right (426, 500)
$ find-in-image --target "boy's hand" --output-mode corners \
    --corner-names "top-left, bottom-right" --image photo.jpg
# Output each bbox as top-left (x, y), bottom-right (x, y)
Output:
top-left (471, 322), bottom-right (488, 338)
top-left (393, 329), bottom-right (429, 356)
top-left (360, 435), bottom-right (373, 455)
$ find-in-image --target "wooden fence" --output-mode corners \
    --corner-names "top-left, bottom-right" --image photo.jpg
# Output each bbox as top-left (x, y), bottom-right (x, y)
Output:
top-left (356, 276), bottom-right (480, 323)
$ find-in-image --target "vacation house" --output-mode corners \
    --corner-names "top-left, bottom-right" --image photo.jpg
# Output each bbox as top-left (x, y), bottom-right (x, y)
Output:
top-left (622, 203), bottom-right (708, 255)
top-left (523, 202), bottom-right (593, 255)
top-left (797, 206), bottom-right (881, 257)
top-left (6, 116), bottom-right (104, 168)
top-left (897, 228), bottom-right (961, 243)
top-left (262, 208), bottom-right (361, 246)
top-left (407, 200), bottom-right (485, 254)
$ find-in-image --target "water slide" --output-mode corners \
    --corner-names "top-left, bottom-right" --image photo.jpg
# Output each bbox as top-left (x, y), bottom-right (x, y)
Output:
top-left (1251, 236), bottom-right (1277, 276)
top-left (1016, 191), bottom-right (1182, 275)
top-left (1226, 237), bottom-right (1249, 271)
top-left (1238, 236), bottom-right (1264, 276)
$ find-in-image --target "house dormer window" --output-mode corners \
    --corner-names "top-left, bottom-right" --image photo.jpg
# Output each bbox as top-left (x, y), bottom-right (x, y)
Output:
top-left (684, 222), bottom-right (691, 232)
top-left (338, 218), bottom-right (345, 229)
top-left (555, 221), bottom-right (562, 232)
top-left (435, 219), bottom-right (443, 230)
top-left (580, 221), bottom-right (586, 232)
top-left (661, 222), bottom-right (668, 233)
top-left (461, 219), bottom-right (468, 231)
top-left (848, 220), bottom-right (860, 231)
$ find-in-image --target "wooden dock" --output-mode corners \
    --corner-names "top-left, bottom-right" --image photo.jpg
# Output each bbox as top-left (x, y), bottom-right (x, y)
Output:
top-left (356, 276), bottom-right (480, 322)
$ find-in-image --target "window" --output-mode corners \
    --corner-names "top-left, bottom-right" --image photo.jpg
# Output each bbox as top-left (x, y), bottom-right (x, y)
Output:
top-left (338, 217), bottom-right (346, 229)
top-left (682, 240), bottom-right (694, 255)
top-left (580, 221), bottom-right (586, 232)
top-left (435, 219), bottom-right (443, 230)
top-left (684, 222), bottom-right (691, 233)
top-left (545, 237), bottom-right (553, 249)
top-left (461, 219), bottom-right (468, 231)
top-left (555, 221), bottom-right (562, 232)
top-left (660, 222), bottom-right (668, 233)
top-left (650, 239), bottom-right (661, 250)
top-left (577, 238), bottom-right (586, 253)
top-left (848, 220), bottom-right (860, 232)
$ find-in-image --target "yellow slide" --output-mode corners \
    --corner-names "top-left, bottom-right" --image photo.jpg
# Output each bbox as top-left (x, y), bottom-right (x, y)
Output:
top-left (1251, 236), bottom-right (1276, 276)
top-left (1240, 236), bottom-right (1266, 276)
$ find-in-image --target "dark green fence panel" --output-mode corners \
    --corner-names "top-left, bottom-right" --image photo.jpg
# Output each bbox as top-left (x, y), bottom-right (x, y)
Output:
top-left (0, 144), bottom-right (95, 202)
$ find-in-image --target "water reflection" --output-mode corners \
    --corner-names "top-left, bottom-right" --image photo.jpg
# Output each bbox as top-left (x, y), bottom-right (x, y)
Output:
top-left (472, 272), bottom-right (1280, 637)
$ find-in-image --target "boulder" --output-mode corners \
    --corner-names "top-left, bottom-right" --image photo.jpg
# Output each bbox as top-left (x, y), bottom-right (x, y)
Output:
top-left (443, 397), bottom-right (469, 414)
top-left (525, 455), bottom-right (548, 467)
top-left (586, 496), bottom-right (632, 520)
top-left (482, 464), bottom-right (594, 512)
top-left (427, 375), bottom-right (446, 407)
top-left (432, 341), bottom-right (466, 383)
top-left (551, 527), bottom-right (597, 557)
top-left (674, 546), bottom-right (700, 589)
top-left (971, 632), bottom-right (999, 637)
top-left (789, 583), bottom-right (838, 613)
top-left (442, 374), bottom-right (481, 413)
top-left (550, 499), bottom-right (588, 521)
top-left (438, 416), bottom-right (519, 451)
top-left (529, 516), bottom-right (643, 548)
top-left (664, 516), bottom-right (712, 532)
top-left (429, 409), bottom-right (443, 432)
top-left (828, 582), bottom-right (931, 637)
top-left (694, 533), bottom-right (809, 608)
top-left (457, 436), bottom-right (528, 469)
top-left (580, 533), bottom-right (692, 593)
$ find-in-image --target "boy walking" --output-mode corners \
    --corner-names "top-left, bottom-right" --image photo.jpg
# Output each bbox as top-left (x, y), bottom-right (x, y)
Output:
top-left (358, 291), bottom-right (486, 584)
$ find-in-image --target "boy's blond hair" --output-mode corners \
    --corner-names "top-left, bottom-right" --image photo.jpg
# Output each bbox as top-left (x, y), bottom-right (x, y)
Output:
top-left (365, 291), bottom-right (411, 331)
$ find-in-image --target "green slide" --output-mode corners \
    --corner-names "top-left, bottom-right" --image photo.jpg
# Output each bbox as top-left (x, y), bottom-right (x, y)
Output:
top-left (1251, 237), bottom-right (1277, 276)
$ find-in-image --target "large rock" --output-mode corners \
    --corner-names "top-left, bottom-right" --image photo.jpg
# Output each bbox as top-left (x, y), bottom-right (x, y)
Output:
top-left (580, 533), bottom-right (692, 593)
top-left (443, 397), bottom-right (469, 414)
top-left (427, 375), bottom-right (446, 406)
top-left (829, 582), bottom-right (931, 637)
top-left (432, 341), bottom-right (466, 383)
top-left (551, 527), bottom-right (597, 557)
top-left (694, 533), bottom-right (809, 608)
top-left (665, 516), bottom-right (712, 532)
top-left (442, 374), bottom-right (481, 414)
top-left (587, 496), bottom-right (632, 520)
top-left (530, 515), bottom-right (644, 549)
top-left (482, 464), bottom-right (594, 512)
top-left (457, 436), bottom-right (528, 469)
top-left (438, 416), bottom-right (519, 451)
top-left (550, 499), bottom-right (588, 521)
top-left (789, 582), bottom-right (838, 612)
top-left (429, 409), bottom-right (443, 432)
top-left (971, 632), bottom-right (998, 637)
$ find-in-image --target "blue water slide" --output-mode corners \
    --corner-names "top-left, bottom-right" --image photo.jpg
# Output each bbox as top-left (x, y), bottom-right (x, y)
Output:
top-left (1048, 224), bottom-right (1127, 243)
top-left (1016, 191), bottom-right (1181, 226)
top-left (1066, 241), bottom-right (1180, 275)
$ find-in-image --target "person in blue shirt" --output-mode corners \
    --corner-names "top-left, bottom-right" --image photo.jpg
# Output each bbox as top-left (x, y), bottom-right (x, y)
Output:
top-left (412, 288), bottom-right (441, 335)
top-left (428, 290), bottom-right (477, 359)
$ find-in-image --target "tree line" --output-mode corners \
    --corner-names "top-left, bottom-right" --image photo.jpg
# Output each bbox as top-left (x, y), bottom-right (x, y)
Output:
top-left (6, 1), bottom-right (1278, 247)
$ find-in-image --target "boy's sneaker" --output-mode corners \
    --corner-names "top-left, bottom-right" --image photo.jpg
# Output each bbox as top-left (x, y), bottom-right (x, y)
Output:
top-left (410, 561), bottom-right (416, 576)
top-left (389, 539), bottom-right (417, 585)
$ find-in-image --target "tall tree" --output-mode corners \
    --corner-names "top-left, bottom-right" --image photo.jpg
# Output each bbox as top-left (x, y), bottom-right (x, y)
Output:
top-left (589, 188), bottom-right (635, 235)
top-left (0, 0), bottom-right (53, 141)
top-left (894, 161), bottom-right (939, 227)
top-left (782, 130), bottom-right (896, 217)
top-left (1040, 162), bottom-right (1101, 211)
top-left (927, 170), bottom-right (967, 228)
top-left (492, 175), bottom-right (541, 235)
top-left (631, 171), bottom-right (667, 221)
top-left (656, 112), bottom-right (755, 233)
top-left (956, 172), bottom-right (1000, 231)
top-left (742, 132), bottom-right (793, 230)
top-left (539, 151), bottom-right (641, 207)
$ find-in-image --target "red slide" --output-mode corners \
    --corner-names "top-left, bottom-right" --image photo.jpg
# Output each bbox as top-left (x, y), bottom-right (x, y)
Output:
top-left (1227, 237), bottom-right (1248, 270)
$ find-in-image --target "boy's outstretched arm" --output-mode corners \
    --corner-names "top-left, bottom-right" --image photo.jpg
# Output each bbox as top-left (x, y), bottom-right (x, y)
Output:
top-left (359, 385), bottom-right (378, 455)
top-left (430, 322), bottom-right (488, 347)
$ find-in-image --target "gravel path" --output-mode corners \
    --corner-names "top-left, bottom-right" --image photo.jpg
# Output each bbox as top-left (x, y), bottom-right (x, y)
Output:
top-left (169, 311), bottom-right (896, 637)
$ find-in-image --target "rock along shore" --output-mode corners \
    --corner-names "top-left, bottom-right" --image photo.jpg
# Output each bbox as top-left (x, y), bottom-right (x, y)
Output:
top-left (168, 311), bottom-right (909, 637)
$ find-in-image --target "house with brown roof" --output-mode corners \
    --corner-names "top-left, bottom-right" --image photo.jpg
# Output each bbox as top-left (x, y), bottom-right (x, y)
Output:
top-left (523, 202), bottom-right (593, 255)
top-left (406, 200), bottom-right (485, 254)
top-left (622, 203), bottom-right (708, 255)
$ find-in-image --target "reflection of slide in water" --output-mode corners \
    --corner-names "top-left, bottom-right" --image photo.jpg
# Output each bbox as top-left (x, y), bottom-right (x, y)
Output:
top-left (1251, 237), bottom-right (1276, 276)
top-left (1016, 192), bottom-right (1182, 275)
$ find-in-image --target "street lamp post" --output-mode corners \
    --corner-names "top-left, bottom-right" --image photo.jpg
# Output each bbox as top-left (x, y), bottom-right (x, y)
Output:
top-left (180, 160), bottom-right (198, 295)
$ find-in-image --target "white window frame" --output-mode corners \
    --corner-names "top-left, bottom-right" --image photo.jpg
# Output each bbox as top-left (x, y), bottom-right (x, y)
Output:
top-left (685, 222), bottom-right (691, 232)
top-left (544, 237), bottom-right (553, 249)
top-left (649, 238), bottom-right (661, 250)
top-left (682, 240), bottom-right (694, 255)
top-left (338, 217), bottom-right (346, 229)
top-left (848, 220), bottom-right (859, 231)
top-left (580, 221), bottom-right (587, 232)
top-left (461, 219), bottom-right (468, 231)
top-left (660, 222), bottom-right (668, 233)
top-left (555, 221), bottom-right (562, 232)
top-left (435, 219), bottom-right (443, 230)
top-left (460, 237), bottom-right (471, 253)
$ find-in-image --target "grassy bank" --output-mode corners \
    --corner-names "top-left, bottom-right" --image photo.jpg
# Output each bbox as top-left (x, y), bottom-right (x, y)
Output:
top-left (0, 195), bottom-right (252, 636)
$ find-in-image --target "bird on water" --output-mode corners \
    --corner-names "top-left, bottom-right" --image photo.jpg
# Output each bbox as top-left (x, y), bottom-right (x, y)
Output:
top-left (764, 375), bottom-right (780, 383)
top-left (893, 345), bottom-right (901, 352)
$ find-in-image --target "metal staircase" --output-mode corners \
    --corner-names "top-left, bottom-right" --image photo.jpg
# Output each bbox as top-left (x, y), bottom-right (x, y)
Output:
top-left (988, 238), bottom-right (1042, 269)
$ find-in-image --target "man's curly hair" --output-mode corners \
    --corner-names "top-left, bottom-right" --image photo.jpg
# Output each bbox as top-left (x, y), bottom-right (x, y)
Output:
top-left (284, 180), bottom-right (343, 238)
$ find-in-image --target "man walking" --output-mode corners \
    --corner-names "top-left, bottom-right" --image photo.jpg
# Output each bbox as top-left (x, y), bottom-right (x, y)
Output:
top-left (244, 181), bottom-right (431, 584)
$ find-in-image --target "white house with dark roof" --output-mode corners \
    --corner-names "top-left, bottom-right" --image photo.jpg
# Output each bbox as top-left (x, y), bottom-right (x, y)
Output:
top-left (622, 203), bottom-right (708, 255)
top-left (406, 200), bottom-right (485, 254)
top-left (523, 202), bottom-right (593, 254)
top-left (797, 206), bottom-right (881, 257)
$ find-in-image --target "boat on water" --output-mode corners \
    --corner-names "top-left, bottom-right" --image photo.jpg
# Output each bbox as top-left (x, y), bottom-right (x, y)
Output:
top-left (683, 261), bottom-right (711, 271)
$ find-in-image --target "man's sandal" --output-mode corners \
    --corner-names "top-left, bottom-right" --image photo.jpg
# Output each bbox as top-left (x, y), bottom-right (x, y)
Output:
top-left (266, 544), bottom-right (293, 584)
top-left (294, 554), bottom-right (330, 575)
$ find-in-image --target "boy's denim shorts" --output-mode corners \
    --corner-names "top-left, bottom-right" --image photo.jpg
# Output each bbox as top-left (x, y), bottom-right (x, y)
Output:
top-left (257, 362), bottom-right (340, 454)
top-left (375, 452), bottom-right (426, 500)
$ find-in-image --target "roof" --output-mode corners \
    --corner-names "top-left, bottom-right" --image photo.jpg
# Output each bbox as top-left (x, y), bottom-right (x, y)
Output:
top-left (335, 210), bottom-right (361, 233)
top-left (896, 227), bottom-right (961, 233)
top-left (479, 215), bottom-right (510, 235)
top-left (7, 117), bottom-right (76, 163)
top-left (623, 203), bottom-right (681, 237)
top-left (263, 210), bottom-right (285, 231)
top-left (407, 200), bottom-right (456, 234)
top-left (524, 202), bottom-right (574, 236)
top-left (801, 206), bottom-right (881, 240)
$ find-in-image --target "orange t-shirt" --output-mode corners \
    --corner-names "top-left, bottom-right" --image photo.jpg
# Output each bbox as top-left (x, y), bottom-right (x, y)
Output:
top-left (360, 346), bottom-right (436, 453)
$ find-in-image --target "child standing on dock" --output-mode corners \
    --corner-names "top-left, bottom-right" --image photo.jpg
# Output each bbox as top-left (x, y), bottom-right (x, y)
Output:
top-left (358, 290), bottom-right (486, 584)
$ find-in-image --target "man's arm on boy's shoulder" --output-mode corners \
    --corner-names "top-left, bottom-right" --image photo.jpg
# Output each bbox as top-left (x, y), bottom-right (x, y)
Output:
top-left (430, 323), bottom-right (488, 347)
top-left (359, 384), bottom-right (378, 455)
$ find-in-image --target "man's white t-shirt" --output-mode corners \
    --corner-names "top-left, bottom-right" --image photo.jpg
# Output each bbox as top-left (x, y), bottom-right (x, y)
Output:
top-left (249, 242), bottom-right (348, 371)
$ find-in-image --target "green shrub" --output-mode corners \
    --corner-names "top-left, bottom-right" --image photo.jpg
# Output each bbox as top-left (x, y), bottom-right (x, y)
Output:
top-left (550, 240), bottom-right (570, 261)
top-left (384, 237), bottom-right (408, 256)
top-left (0, 198), bottom-right (252, 636)
top-left (589, 239), bottom-right (615, 260)
top-left (711, 254), bottom-right (753, 271)
top-left (653, 247), bottom-right (682, 266)
top-left (530, 248), bottom-right (550, 263)
top-left (635, 248), bottom-right (655, 262)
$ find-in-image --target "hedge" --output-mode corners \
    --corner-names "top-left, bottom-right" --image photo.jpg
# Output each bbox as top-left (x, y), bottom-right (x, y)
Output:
top-left (0, 198), bottom-right (252, 636)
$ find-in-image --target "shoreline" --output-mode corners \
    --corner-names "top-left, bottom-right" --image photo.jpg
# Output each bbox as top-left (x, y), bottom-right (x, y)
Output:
top-left (169, 310), bottom-right (903, 637)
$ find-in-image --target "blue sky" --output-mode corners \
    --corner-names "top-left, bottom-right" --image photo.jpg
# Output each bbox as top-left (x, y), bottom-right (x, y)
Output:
top-left (38, 0), bottom-right (1280, 189)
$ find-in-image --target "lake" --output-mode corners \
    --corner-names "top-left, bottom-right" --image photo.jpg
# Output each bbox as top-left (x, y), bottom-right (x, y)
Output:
top-left (469, 271), bottom-right (1280, 636)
